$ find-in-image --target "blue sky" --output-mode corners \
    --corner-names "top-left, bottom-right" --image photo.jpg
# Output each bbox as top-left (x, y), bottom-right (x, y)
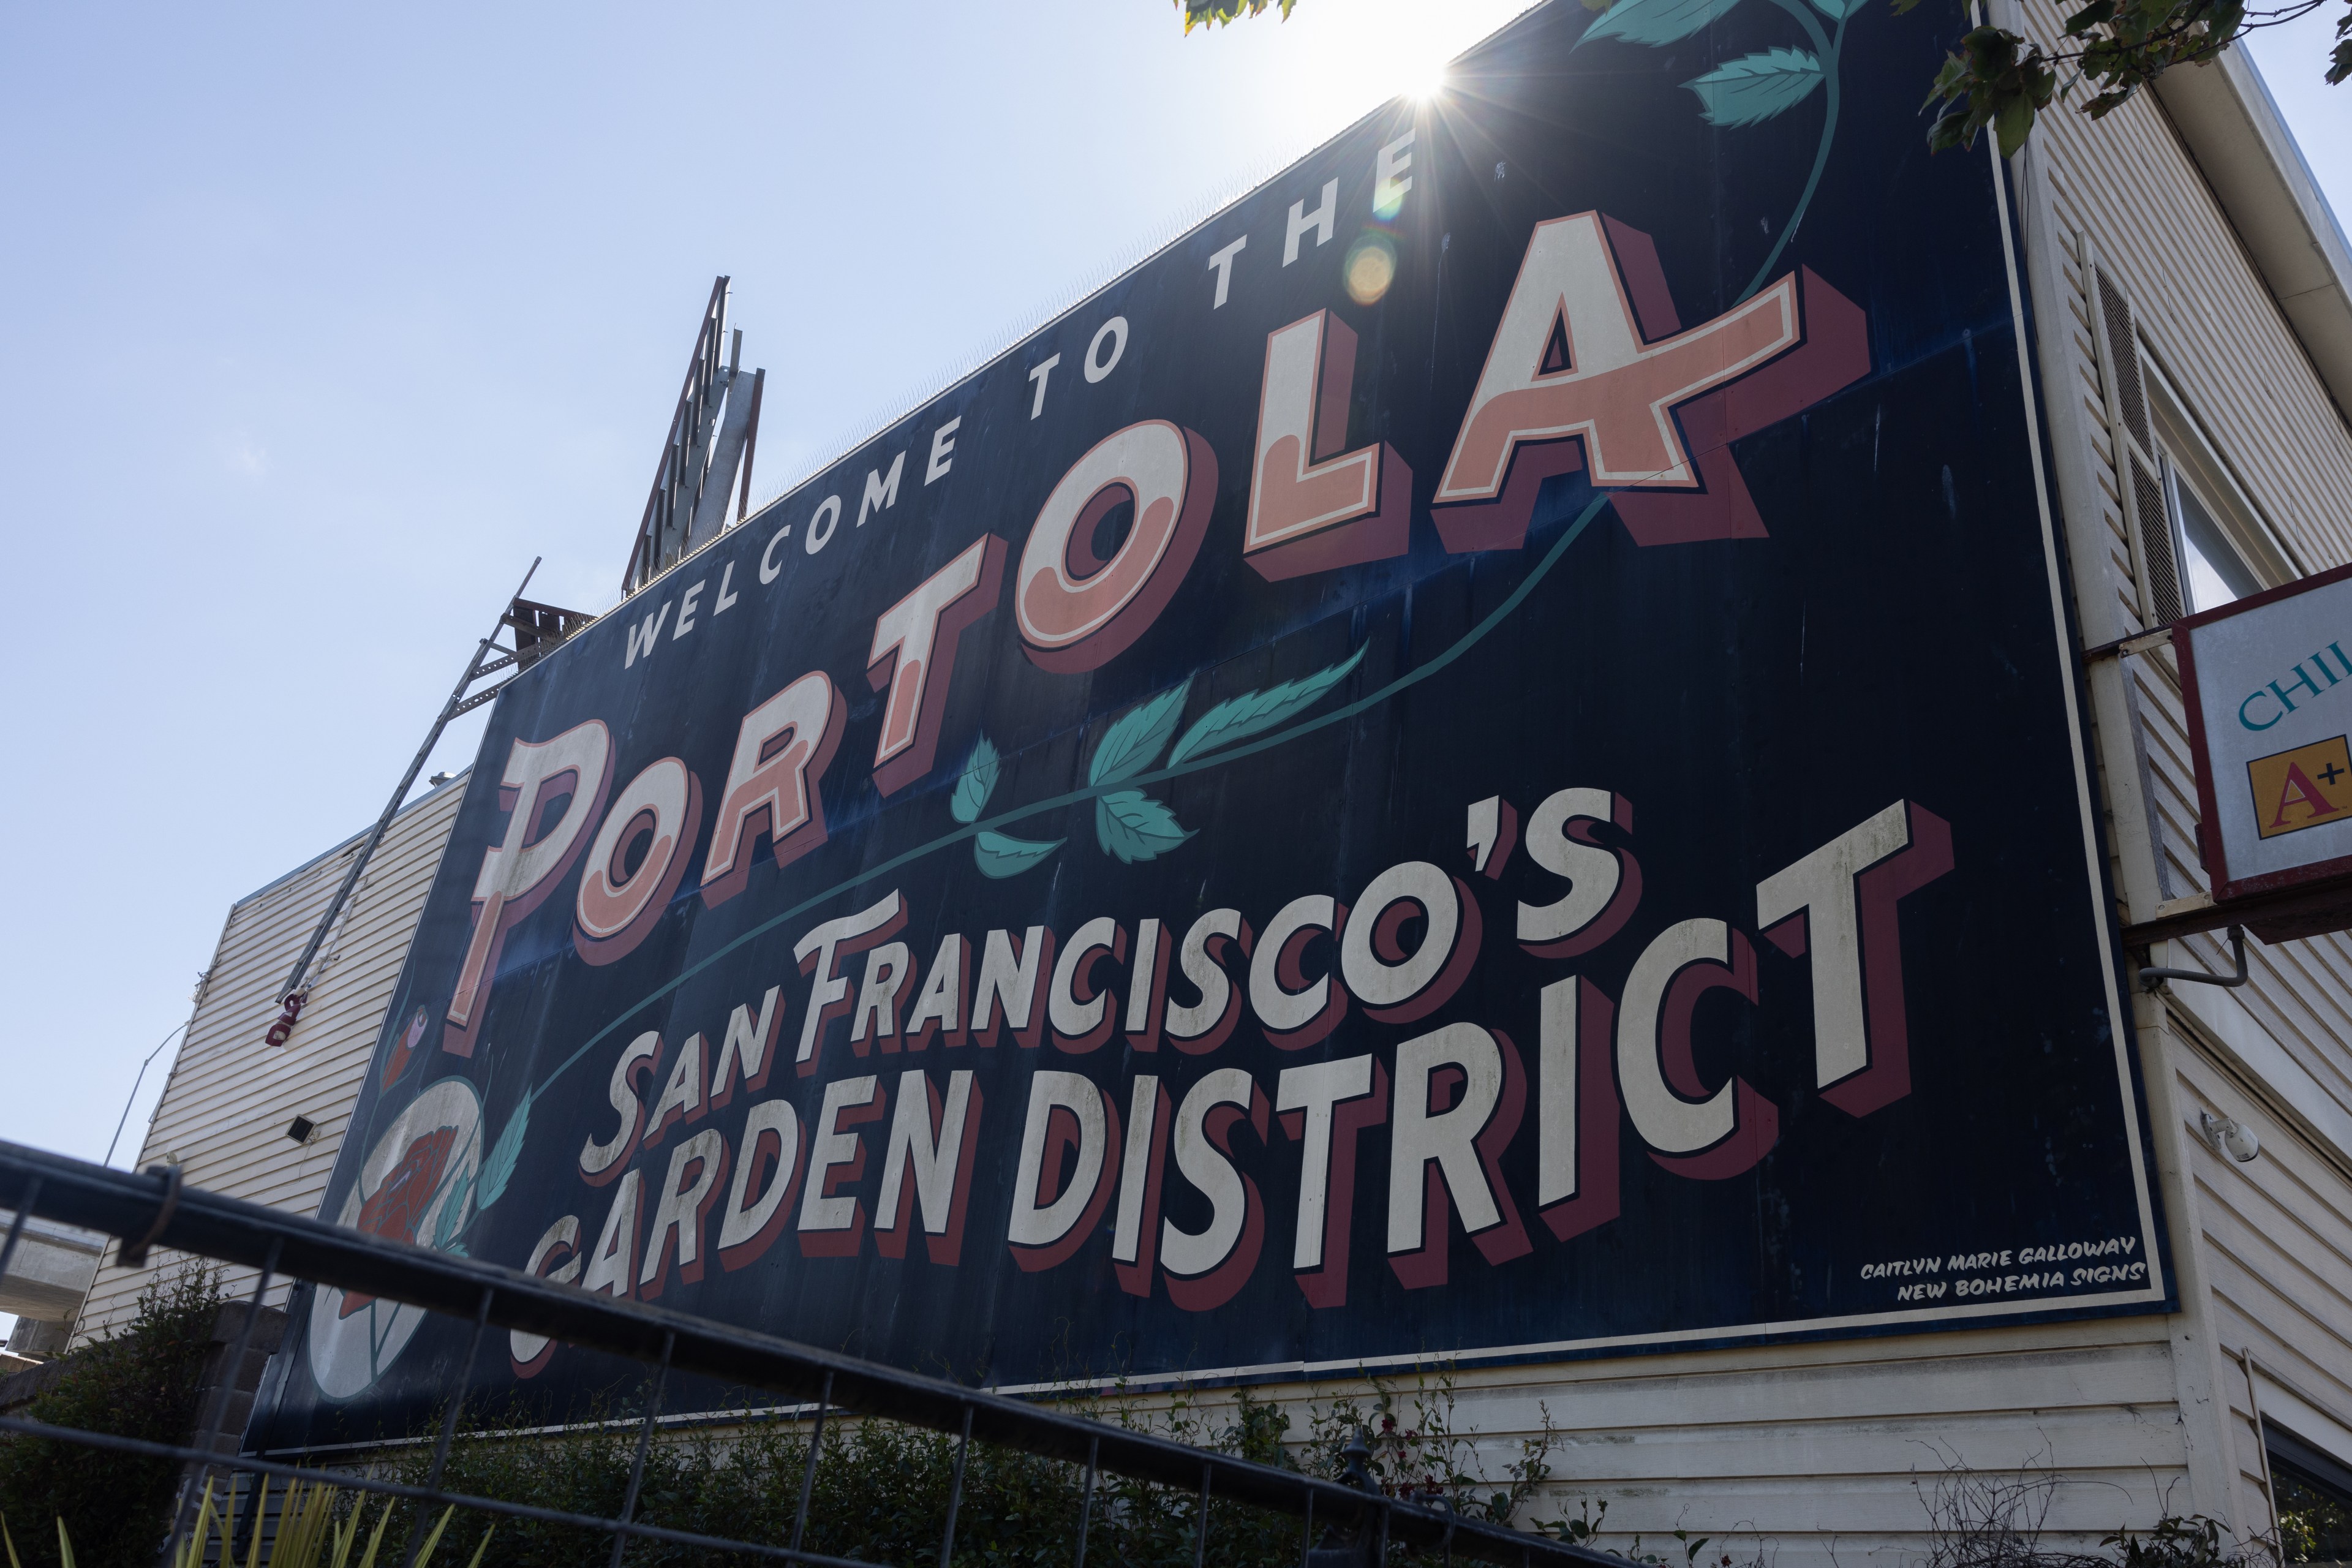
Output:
top-left (0, 0), bottom-right (2345, 1206)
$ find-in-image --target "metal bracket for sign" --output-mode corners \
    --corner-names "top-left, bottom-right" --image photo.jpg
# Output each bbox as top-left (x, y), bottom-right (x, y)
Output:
top-left (622, 276), bottom-right (767, 595)
top-left (271, 559), bottom-right (591, 1033)
top-left (2140, 924), bottom-right (2251, 991)
top-left (2081, 625), bottom-right (2175, 664)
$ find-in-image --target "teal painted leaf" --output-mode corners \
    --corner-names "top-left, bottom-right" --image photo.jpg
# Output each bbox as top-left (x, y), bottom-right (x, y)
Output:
top-left (1581, 0), bottom-right (1744, 47)
top-left (433, 1169), bottom-right (472, 1250)
top-left (1809, 0), bottom-right (1868, 18)
top-left (951, 736), bottom-right (1000, 825)
top-left (1169, 644), bottom-right (1367, 767)
top-left (1683, 48), bottom-right (1825, 125)
top-left (1087, 681), bottom-right (1193, 786)
top-left (474, 1090), bottom-right (531, 1210)
top-left (974, 830), bottom-right (1064, 878)
top-left (1096, 791), bottom-right (1194, 864)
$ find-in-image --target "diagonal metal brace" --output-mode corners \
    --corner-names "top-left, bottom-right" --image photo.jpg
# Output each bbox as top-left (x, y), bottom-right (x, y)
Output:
top-left (271, 561), bottom-right (543, 1027)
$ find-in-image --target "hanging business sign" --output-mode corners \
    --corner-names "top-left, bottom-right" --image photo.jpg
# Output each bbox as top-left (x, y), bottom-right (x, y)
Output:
top-left (258, 0), bottom-right (2168, 1444)
top-left (2177, 562), bottom-right (2352, 925)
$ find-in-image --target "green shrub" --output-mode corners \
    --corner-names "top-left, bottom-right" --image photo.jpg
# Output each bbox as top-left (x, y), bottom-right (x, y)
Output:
top-left (0, 1267), bottom-right (226, 1568)
top-left (397, 1373), bottom-right (1557, 1568)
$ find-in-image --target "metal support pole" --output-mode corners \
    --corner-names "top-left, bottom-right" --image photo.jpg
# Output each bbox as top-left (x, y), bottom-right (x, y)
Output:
top-left (274, 559), bottom-right (540, 1012)
top-left (791, 1370), bottom-right (834, 1557)
top-left (104, 1025), bottom-right (186, 1168)
top-left (607, 1330), bottom-right (674, 1568)
top-left (400, 1287), bottom-right (493, 1568)
top-left (0, 1175), bottom-right (42, 1285)
top-left (164, 1238), bottom-right (280, 1564)
top-left (1196, 1463), bottom-right (1213, 1568)
top-left (1074, 1434), bottom-right (1099, 1568)
top-left (1300, 1491), bottom-right (1315, 1568)
top-left (938, 1404), bottom-right (973, 1568)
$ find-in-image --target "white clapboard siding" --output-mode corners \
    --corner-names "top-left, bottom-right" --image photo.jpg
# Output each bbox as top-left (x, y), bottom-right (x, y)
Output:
top-left (2029, 35), bottom-right (2352, 571)
top-left (2165, 1025), bottom-right (2352, 1536)
top-left (2011, 0), bottom-right (2352, 1542)
top-left (1163, 1319), bottom-right (2187, 1568)
top-left (71, 777), bottom-right (467, 1345)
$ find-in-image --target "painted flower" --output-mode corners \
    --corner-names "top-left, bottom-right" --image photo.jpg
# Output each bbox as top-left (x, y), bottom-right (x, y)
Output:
top-left (339, 1126), bottom-right (456, 1318)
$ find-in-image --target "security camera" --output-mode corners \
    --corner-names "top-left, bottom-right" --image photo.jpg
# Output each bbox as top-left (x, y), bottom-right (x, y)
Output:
top-left (2200, 1112), bottom-right (2261, 1164)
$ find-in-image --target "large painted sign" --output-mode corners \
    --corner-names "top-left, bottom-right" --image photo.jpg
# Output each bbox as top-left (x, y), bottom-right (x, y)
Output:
top-left (258, 0), bottom-right (2168, 1442)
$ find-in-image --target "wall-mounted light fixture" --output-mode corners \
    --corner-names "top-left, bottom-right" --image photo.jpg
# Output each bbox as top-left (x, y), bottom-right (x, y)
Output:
top-left (2199, 1111), bottom-right (2261, 1164)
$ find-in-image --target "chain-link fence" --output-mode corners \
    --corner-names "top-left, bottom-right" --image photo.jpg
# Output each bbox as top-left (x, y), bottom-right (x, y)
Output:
top-left (0, 1142), bottom-right (1616, 1568)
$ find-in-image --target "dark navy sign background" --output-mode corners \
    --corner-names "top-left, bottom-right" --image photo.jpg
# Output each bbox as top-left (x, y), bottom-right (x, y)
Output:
top-left (259, 0), bottom-right (2166, 1442)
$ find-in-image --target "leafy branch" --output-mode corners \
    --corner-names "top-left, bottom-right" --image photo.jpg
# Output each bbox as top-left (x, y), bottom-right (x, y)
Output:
top-left (1177, 0), bottom-right (1294, 28)
top-left (423, 1088), bottom-right (533, 1259)
top-left (1574, 0), bottom-right (1854, 297)
top-left (1907, 0), bottom-right (2335, 156)
top-left (1173, 0), bottom-right (2351, 160)
top-left (948, 645), bottom-right (1365, 878)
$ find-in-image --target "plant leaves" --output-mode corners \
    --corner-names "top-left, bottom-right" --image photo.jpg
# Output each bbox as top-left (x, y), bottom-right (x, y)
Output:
top-left (474, 1090), bottom-right (531, 1210)
top-left (432, 1169), bottom-right (472, 1251)
top-left (1087, 681), bottom-right (1193, 786)
top-left (950, 736), bottom-right (1000, 825)
top-left (1683, 48), bottom-right (1825, 126)
top-left (1169, 644), bottom-right (1367, 767)
top-left (1095, 791), bottom-right (1194, 864)
top-left (974, 830), bottom-right (1064, 878)
top-left (1581, 0), bottom-right (1744, 47)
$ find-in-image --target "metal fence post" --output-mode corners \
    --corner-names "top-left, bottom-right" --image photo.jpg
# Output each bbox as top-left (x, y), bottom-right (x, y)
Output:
top-left (399, 1286), bottom-right (493, 1568)
top-left (790, 1369), bottom-right (834, 1558)
top-left (938, 1404), bottom-right (973, 1568)
top-left (606, 1330), bottom-right (674, 1568)
top-left (1195, 1462), bottom-right (1213, 1568)
top-left (0, 1175), bottom-right (42, 1285)
top-left (1074, 1434), bottom-right (1099, 1568)
top-left (165, 1237), bottom-right (281, 1566)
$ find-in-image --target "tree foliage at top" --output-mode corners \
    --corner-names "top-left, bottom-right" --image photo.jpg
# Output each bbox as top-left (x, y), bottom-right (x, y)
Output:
top-left (1907, 0), bottom-right (2342, 157)
top-left (1175, 0), bottom-right (2348, 157)
top-left (1181, 0), bottom-right (1294, 29)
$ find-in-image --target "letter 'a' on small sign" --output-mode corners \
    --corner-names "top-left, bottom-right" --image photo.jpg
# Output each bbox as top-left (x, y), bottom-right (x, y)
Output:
top-left (2248, 736), bottom-right (2352, 839)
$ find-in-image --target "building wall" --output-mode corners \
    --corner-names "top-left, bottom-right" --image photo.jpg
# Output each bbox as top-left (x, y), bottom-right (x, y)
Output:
top-left (1183, 1319), bottom-right (2184, 1568)
top-left (72, 778), bottom-right (466, 1345)
top-left (2010, 0), bottom-right (2352, 1550)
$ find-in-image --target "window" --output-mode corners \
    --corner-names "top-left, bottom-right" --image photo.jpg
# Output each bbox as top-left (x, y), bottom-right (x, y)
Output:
top-left (2137, 350), bottom-right (2285, 617)
top-left (2162, 449), bottom-right (2260, 612)
top-left (2270, 1423), bottom-right (2352, 1568)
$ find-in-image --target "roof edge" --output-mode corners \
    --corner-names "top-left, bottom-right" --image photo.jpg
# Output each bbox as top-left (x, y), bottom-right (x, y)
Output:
top-left (2154, 47), bottom-right (2352, 427)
